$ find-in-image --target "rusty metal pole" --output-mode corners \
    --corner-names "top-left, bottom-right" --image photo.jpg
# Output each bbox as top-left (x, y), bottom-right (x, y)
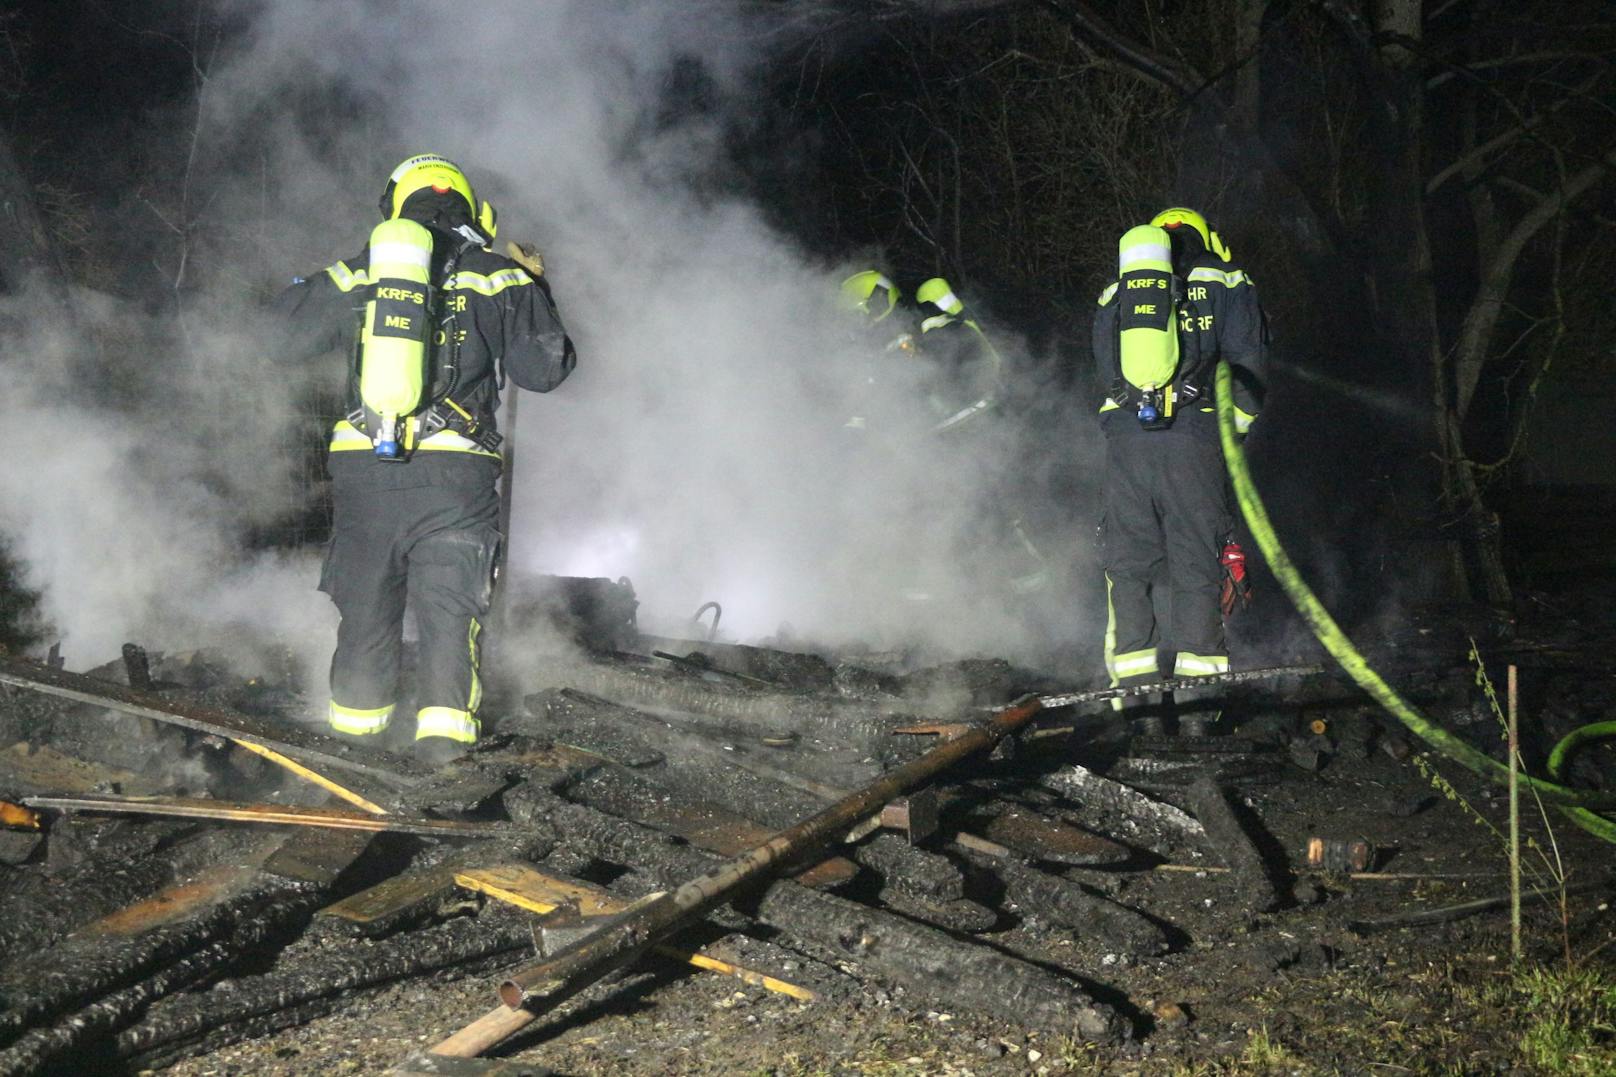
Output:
top-left (496, 694), bottom-right (1044, 1011)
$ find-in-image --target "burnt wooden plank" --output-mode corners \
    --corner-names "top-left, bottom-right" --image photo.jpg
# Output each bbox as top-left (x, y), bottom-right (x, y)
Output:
top-left (0, 655), bottom-right (423, 789)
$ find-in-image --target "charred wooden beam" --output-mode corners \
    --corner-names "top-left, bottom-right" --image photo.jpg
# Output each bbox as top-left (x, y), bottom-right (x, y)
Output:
top-left (502, 783), bottom-right (1127, 1042)
top-left (967, 851), bottom-right (1166, 955)
top-left (961, 799), bottom-right (1129, 866)
top-left (552, 751), bottom-right (856, 890)
top-left (262, 827), bottom-right (377, 885)
top-left (116, 908), bottom-right (534, 1066)
top-left (0, 880), bottom-right (322, 1070)
top-left (1035, 762), bottom-right (1206, 855)
top-left (872, 886), bottom-right (998, 933)
top-left (853, 832), bottom-right (964, 902)
top-left (0, 820), bottom-right (217, 967)
top-left (524, 660), bottom-right (923, 745)
top-left (0, 823), bottom-right (375, 1067)
top-left (1184, 775), bottom-right (1282, 912)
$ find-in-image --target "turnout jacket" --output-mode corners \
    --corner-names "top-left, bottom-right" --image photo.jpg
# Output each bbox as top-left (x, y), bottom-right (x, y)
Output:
top-left (274, 240), bottom-right (575, 461)
top-left (1092, 248), bottom-right (1265, 439)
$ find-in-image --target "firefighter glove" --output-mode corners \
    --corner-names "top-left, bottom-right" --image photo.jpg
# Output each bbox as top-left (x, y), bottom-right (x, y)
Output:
top-left (1219, 540), bottom-right (1252, 617)
top-left (505, 241), bottom-right (545, 278)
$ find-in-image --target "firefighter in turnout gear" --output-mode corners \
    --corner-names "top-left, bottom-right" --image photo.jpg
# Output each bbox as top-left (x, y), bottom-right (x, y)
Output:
top-left (838, 269), bottom-right (918, 431)
top-left (1092, 207), bottom-right (1265, 735)
top-left (914, 277), bottom-right (1004, 435)
top-left (273, 153), bottom-right (575, 764)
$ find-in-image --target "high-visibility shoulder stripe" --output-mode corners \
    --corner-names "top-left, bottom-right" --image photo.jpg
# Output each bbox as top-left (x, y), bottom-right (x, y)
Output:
top-left (447, 267), bottom-right (533, 296)
top-left (1186, 266), bottom-right (1252, 288)
top-left (325, 261), bottom-right (373, 293)
top-left (1097, 282), bottom-right (1119, 305)
top-left (919, 313), bottom-right (955, 333)
top-left (326, 263), bottom-right (534, 296)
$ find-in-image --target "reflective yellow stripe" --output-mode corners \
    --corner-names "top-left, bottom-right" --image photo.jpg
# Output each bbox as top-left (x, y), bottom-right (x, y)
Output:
top-left (466, 617), bottom-right (483, 714)
top-left (919, 313), bottom-right (955, 333)
top-left (330, 263), bottom-right (535, 297)
top-left (446, 268), bottom-right (532, 296)
top-left (416, 707), bottom-right (479, 744)
top-left (1234, 407), bottom-right (1256, 434)
top-left (329, 700), bottom-right (394, 735)
top-left (1174, 652), bottom-right (1230, 677)
top-left (325, 262), bottom-right (374, 294)
top-left (329, 421), bottom-right (371, 448)
top-left (1119, 238), bottom-right (1171, 272)
top-left (1097, 282), bottom-right (1118, 305)
top-left (1113, 650), bottom-right (1159, 679)
top-left (1099, 398), bottom-right (1122, 413)
top-left (1104, 574), bottom-right (1122, 710)
top-left (1185, 267), bottom-right (1252, 288)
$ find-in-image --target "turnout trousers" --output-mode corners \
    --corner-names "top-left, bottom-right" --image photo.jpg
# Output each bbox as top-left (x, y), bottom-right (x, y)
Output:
top-left (320, 453), bottom-right (502, 745)
top-left (1101, 426), bottom-right (1232, 703)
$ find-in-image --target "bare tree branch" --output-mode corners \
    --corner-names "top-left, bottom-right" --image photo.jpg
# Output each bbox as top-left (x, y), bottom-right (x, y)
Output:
top-left (1428, 50), bottom-right (1613, 90)
top-left (1034, 0), bottom-right (1200, 98)
top-left (1426, 69), bottom-right (1606, 195)
top-left (1453, 148), bottom-right (1616, 418)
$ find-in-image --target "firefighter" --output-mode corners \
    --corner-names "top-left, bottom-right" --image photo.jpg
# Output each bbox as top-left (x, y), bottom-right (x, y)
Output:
top-left (837, 269), bottom-right (918, 431)
top-left (1092, 207), bottom-right (1264, 735)
top-left (913, 277), bottom-right (1004, 435)
top-left (274, 153), bottom-right (575, 764)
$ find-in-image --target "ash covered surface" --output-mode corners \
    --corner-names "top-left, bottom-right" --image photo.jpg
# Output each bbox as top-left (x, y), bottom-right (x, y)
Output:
top-left (0, 622), bottom-right (1611, 1077)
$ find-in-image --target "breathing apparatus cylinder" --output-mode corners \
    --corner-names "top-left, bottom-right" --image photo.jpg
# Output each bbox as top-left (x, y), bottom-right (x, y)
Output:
top-left (358, 218), bottom-right (435, 460)
top-left (1116, 224), bottom-right (1180, 428)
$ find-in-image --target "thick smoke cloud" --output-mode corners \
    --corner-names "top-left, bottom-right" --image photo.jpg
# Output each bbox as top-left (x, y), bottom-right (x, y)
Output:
top-left (9, 0), bottom-right (1099, 678)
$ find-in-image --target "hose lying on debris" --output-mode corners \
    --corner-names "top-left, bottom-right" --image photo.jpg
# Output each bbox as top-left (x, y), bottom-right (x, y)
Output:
top-left (1214, 361), bottom-right (1616, 844)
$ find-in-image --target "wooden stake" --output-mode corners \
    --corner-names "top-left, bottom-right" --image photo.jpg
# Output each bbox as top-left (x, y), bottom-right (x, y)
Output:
top-left (1508, 663), bottom-right (1522, 961)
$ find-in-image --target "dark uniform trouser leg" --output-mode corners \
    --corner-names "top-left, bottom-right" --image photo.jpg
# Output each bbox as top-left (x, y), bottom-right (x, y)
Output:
top-left (409, 521), bottom-right (500, 745)
top-left (1162, 437), bottom-right (1233, 716)
top-left (1102, 437), bottom-right (1164, 710)
top-left (321, 490), bottom-right (409, 736)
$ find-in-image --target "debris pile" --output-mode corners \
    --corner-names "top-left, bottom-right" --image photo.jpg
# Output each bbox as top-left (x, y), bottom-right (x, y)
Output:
top-left (0, 576), bottom-right (1608, 1075)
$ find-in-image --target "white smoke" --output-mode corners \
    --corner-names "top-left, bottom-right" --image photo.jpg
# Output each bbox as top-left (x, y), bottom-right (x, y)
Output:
top-left (6, 0), bottom-right (1099, 677)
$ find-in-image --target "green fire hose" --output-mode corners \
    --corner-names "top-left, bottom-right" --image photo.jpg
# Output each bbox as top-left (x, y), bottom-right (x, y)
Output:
top-left (1214, 361), bottom-right (1616, 844)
